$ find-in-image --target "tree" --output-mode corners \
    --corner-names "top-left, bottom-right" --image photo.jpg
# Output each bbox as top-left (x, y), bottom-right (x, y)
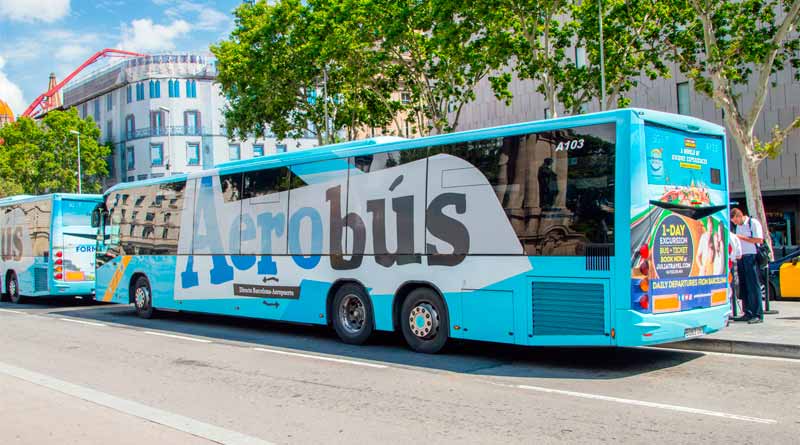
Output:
top-left (477, 0), bottom-right (671, 117)
top-left (212, 0), bottom-right (399, 145)
top-left (0, 109), bottom-right (109, 194)
top-left (665, 0), bottom-right (800, 256)
top-left (372, 0), bottom-right (513, 135)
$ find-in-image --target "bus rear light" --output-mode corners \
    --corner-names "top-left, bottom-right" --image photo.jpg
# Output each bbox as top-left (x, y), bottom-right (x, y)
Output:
top-left (54, 273), bottom-right (63, 280)
top-left (728, 244), bottom-right (733, 255)
top-left (639, 244), bottom-right (649, 259)
top-left (643, 332), bottom-right (653, 337)
top-left (55, 259), bottom-right (63, 265)
top-left (55, 251), bottom-right (63, 258)
top-left (639, 260), bottom-right (649, 276)
top-left (638, 294), bottom-right (650, 310)
top-left (728, 259), bottom-right (734, 270)
top-left (639, 279), bottom-right (649, 292)
top-left (54, 266), bottom-right (63, 273)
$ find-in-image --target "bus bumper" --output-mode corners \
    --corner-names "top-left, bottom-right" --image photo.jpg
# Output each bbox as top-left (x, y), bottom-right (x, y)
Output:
top-left (615, 304), bottom-right (730, 347)
top-left (53, 281), bottom-right (96, 298)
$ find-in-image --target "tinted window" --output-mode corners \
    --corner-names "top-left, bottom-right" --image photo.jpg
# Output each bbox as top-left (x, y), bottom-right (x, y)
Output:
top-left (220, 173), bottom-right (243, 202)
top-left (243, 167), bottom-right (290, 199)
top-left (61, 199), bottom-right (96, 226)
top-left (105, 180), bottom-right (187, 257)
top-left (430, 123), bottom-right (615, 256)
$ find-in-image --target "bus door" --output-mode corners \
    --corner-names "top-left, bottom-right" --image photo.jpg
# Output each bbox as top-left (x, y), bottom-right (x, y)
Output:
top-left (57, 199), bottom-right (98, 284)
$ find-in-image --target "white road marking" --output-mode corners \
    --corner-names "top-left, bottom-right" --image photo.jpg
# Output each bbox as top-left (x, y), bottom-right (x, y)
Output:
top-left (0, 361), bottom-right (273, 445)
top-left (644, 346), bottom-right (800, 364)
top-left (59, 318), bottom-right (107, 327)
top-left (0, 308), bottom-right (25, 314)
top-left (495, 382), bottom-right (777, 424)
top-left (253, 347), bottom-right (388, 369)
top-left (143, 331), bottom-right (212, 343)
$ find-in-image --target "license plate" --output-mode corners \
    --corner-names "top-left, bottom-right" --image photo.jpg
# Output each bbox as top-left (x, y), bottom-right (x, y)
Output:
top-left (684, 327), bottom-right (704, 338)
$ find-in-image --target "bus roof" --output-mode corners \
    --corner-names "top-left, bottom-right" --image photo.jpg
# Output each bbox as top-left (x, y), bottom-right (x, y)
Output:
top-left (0, 193), bottom-right (103, 207)
top-left (103, 108), bottom-right (725, 195)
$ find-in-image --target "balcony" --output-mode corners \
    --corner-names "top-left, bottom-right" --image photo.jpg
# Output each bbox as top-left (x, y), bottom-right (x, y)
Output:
top-left (124, 125), bottom-right (216, 141)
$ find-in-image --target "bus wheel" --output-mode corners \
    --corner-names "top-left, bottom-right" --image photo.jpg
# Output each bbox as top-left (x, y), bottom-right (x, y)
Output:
top-left (332, 284), bottom-right (374, 345)
top-left (400, 288), bottom-right (449, 354)
top-left (132, 276), bottom-right (154, 319)
top-left (7, 272), bottom-right (23, 304)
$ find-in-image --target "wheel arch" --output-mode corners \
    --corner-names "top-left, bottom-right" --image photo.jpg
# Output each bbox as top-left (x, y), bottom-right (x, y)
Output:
top-left (128, 271), bottom-right (149, 304)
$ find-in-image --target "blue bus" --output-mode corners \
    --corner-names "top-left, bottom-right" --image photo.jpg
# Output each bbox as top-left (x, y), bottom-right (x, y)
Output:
top-left (1, 194), bottom-right (102, 304)
top-left (92, 109), bottom-right (731, 353)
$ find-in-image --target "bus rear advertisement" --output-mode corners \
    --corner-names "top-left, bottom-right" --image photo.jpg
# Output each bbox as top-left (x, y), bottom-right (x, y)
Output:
top-left (1, 194), bottom-right (102, 303)
top-left (93, 109), bottom-right (731, 353)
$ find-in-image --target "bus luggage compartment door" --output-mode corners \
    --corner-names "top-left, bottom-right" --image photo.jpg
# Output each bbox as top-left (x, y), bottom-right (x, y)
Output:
top-left (528, 277), bottom-right (611, 346)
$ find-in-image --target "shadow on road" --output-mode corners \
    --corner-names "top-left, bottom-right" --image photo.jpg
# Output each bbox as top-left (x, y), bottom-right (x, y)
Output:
top-left (3, 301), bottom-right (703, 380)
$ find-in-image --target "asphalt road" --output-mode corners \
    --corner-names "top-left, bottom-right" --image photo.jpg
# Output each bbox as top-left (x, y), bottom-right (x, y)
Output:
top-left (1, 298), bottom-right (798, 444)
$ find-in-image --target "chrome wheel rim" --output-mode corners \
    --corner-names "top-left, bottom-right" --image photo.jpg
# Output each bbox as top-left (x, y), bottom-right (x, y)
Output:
top-left (134, 286), bottom-right (150, 310)
top-left (408, 303), bottom-right (439, 339)
top-left (338, 294), bottom-right (366, 334)
top-left (9, 279), bottom-right (16, 296)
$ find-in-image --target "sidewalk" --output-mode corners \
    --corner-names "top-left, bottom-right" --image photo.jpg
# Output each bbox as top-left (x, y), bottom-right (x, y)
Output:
top-left (663, 301), bottom-right (800, 359)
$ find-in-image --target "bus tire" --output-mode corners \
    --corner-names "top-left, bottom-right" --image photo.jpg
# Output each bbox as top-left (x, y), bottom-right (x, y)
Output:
top-left (332, 284), bottom-right (374, 345)
top-left (7, 272), bottom-right (23, 304)
top-left (132, 276), bottom-right (155, 319)
top-left (400, 288), bottom-right (449, 354)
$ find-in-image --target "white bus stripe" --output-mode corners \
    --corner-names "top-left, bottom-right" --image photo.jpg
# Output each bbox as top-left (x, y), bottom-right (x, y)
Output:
top-left (59, 317), bottom-right (107, 327)
top-left (253, 347), bottom-right (388, 369)
top-left (0, 361), bottom-right (273, 445)
top-left (497, 382), bottom-right (776, 424)
top-left (143, 331), bottom-right (212, 343)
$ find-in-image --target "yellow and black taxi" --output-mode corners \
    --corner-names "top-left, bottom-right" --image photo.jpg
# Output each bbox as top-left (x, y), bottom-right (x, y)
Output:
top-left (768, 248), bottom-right (800, 300)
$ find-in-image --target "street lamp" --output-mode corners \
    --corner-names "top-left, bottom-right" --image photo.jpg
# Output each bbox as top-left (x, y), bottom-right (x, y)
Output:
top-left (159, 106), bottom-right (172, 171)
top-left (599, 0), bottom-right (606, 111)
top-left (69, 130), bottom-right (82, 194)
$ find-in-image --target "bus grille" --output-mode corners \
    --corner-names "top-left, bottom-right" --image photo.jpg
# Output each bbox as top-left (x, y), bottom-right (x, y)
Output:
top-left (585, 244), bottom-right (612, 271)
top-left (532, 281), bottom-right (605, 335)
top-left (34, 267), bottom-right (49, 292)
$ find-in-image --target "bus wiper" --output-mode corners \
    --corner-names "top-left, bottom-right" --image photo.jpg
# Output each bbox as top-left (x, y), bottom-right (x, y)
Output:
top-left (648, 200), bottom-right (727, 219)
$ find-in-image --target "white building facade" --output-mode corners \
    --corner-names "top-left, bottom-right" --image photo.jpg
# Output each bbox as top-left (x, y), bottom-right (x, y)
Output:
top-left (62, 54), bottom-right (317, 187)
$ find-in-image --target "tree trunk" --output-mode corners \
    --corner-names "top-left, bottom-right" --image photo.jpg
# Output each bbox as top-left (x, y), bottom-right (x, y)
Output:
top-left (736, 141), bottom-right (774, 260)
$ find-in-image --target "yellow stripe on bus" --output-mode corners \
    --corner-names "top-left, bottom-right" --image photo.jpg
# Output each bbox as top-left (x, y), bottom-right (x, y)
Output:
top-left (653, 295), bottom-right (680, 313)
top-left (101, 256), bottom-right (132, 302)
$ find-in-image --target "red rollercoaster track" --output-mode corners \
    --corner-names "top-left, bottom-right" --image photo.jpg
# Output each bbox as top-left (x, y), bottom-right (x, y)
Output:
top-left (22, 48), bottom-right (146, 118)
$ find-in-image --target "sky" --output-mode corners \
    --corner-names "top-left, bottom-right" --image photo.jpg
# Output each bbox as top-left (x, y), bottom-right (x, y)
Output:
top-left (0, 0), bottom-right (242, 116)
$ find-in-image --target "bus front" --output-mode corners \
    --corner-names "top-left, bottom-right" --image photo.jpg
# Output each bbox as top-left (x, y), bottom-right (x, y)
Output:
top-left (620, 112), bottom-right (731, 346)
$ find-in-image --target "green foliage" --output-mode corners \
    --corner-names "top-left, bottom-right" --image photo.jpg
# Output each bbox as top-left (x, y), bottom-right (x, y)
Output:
top-left (212, 0), bottom-right (400, 144)
top-left (0, 109), bottom-right (110, 195)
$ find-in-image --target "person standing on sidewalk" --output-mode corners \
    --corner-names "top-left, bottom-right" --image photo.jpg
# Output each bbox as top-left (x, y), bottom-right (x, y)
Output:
top-left (731, 208), bottom-right (764, 324)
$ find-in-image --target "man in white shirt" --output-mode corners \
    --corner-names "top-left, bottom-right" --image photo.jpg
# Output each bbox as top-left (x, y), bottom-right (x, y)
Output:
top-left (731, 208), bottom-right (764, 323)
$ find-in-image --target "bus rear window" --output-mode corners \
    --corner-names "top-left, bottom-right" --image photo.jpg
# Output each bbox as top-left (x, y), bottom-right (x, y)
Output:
top-left (61, 200), bottom-right (97, 226)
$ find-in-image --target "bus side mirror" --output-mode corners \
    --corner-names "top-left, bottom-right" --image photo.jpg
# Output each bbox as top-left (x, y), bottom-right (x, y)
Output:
top-left (91, 208), bottom-right (101, 227)
top-left (792, 256), bottom-right (798, 266)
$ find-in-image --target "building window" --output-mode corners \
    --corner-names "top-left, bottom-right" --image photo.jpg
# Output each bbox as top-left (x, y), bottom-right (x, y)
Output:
top-left (186, 143), bottom-right (200, 165)
top-left (106, 93), bottom-right (113, 111)
top-left (544, 108), bottom-right (551, 119)
top-left (228, 144), bottom-right (241, 160)
top-left (137, 174), bottom-right (149, 181)
top-left (276, 143), bottom-right (287, 153)
top-left (81, 103), bottom-right (87, 119)
top-left (150, 143), bottom-right (164, 166)
top-left (126, 146), bottom-right (135, 169)
top-left (106, 120), bottom-right (113, 143)
top-left (168, 79), bottom-right (180, 98)
top-left (136, 83), bottom-right (145, 101)
top-left (125, 115), bottom-right (135, 139)
top-left (93, 99), bottom-right (100, 121)
top-left (148, 80), bottom-right (161, 98)
top-left (401, 92), bottom-right (411, 104)
top-left (575, 47), bottom-right (586, 68)
top-left (185, 79), bottom-right (197, 98)
top-left (677, 82), bottom-right (691, 115)
top-left (127, 176), bottom-right (135, 182)
top-left (253, 144), bottom-right (264, 157)
top-left (184, 110), bottom-right (200, 135)
top-left (150, 110), bottom-right (165, 135)
top-left (126, 85), bottom-right (132, 103)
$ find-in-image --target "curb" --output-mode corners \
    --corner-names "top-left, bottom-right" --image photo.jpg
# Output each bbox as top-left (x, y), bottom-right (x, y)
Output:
top-left (658, 338), bottom-right (800, 360)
